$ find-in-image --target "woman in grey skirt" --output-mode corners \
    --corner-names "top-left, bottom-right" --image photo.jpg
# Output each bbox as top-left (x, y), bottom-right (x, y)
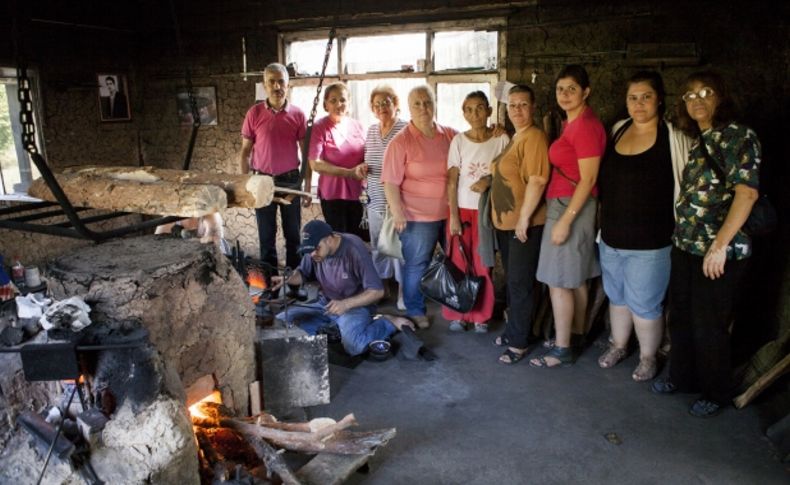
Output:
top-left (530, 65), bottom-right (606, 368)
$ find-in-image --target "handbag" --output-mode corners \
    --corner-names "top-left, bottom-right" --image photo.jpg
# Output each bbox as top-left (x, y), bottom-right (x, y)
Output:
top-left (377, 208), bottom-right (403, 260)
top-left (699, 136), bottom-right (777, 236)
top-left (419, 235), bottom-right (482, 314)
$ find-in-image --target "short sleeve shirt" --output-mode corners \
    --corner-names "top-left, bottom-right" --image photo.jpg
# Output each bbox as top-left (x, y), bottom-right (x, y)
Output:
top-left (672, 123), bottom-right (761, 260)
top-left (448, 133), bottom-right (510, 210)
top-left (365, 119), bottom-right (409, 213)
top-left (381, 122), bottom-right (458, 222)
top-left (309, 116), bottom-right (366, 201)
top-left (298, 234), bottom-right (384, 301)
top-left (546, 107), bottom-right (606, 199)
top-left (490, 126), bottom-right (550, 230)
top-left (241, 101), bottom-right (306, 175)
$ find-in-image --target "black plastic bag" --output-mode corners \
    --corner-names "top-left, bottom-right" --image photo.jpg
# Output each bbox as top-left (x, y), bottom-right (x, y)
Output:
top-left (419, 235), bottom-right (482, 313)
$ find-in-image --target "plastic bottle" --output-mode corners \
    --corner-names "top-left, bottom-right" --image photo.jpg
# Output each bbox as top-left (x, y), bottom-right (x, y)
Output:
top-left (11, 257), bottom-right (25, 287)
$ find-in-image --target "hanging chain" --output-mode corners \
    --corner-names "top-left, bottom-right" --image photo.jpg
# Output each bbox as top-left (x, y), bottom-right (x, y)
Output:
top-left (16, 64), bottom-right (38, 155)
top-left (306, 27), bottom-right (336, 129)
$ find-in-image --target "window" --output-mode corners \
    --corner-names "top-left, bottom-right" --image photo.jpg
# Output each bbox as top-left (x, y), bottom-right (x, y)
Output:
top-left (0, 67), bottom-right (43, 197)
top-left (279, 21), bottom-right (506, 193)
top-left (281, 20), bottom-right (505, 132)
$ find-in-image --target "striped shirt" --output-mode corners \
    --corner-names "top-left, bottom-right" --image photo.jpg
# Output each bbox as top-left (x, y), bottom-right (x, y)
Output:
top-left (364, 119), bottom-right (408, 213)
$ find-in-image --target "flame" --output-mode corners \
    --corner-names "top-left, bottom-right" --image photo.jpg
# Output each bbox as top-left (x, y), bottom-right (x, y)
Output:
top-left (188, 390), bottom-right (222, 420)
top-left (247, 268), bottom-right (268, 304)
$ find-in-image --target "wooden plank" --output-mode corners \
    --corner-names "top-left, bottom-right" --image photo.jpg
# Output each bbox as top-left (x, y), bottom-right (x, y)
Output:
top-left (295, 452), bottom-right (372, 485)
top-left (734, 353), bottom-right (790, 409)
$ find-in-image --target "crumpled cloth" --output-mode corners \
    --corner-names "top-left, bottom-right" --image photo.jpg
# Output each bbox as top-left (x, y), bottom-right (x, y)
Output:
top-left (15, 293), bottom-right (52, 319)
top-left (40, 296), bottom-right (92, 331)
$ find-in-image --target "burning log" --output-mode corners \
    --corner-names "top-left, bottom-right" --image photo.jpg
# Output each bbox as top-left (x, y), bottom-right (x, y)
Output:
top-left (59, 165), bottom-right (275, 208)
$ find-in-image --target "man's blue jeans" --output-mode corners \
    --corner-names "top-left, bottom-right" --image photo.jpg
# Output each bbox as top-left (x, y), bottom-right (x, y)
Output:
top-left (398, 220), bottom-right (445, 317)
top-left (275, 296), bottom-right (396, 356)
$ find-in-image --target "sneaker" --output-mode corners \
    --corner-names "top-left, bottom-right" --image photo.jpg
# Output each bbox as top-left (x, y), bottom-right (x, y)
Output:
top-left (473, 322), bottom-right (488, 333)
top-left (689, 399), bottom-right (722, 418)
top-left (448, 320), bottom-right (468, 332)
top-left (651, 378), bottom-right (677, 394)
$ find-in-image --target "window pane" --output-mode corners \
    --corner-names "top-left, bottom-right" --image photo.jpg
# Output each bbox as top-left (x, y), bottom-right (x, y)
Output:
top-left (286, 39), bottom-right (338, 76)
top-left (434, 31), bottom-right (497, 71)
top-left (344, 34), bottom-right (426, 74)
top-left (436, 82), bottom-right (493, 132)
top-left (346, 78), bottom-right (423, 129)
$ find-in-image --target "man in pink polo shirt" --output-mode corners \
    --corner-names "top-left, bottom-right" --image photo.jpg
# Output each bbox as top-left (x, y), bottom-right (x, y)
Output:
top-left (240, 63), bottom-right (309, 272)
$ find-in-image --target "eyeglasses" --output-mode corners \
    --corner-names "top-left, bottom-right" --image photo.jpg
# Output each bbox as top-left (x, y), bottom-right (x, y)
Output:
top-left (682, 87), bottom-right (715, 103)
top-left (372, 99), bottom-right (392, 109)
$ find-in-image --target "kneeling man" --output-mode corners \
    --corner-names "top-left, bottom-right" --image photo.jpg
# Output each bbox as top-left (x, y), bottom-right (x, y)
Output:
top-left (272, 220), bottom-right (413, 356)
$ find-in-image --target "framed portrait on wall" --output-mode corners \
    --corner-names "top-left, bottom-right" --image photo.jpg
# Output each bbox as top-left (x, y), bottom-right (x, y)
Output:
top-left (176, 86), bottom-right (218, 126)
top-left (97, 73), bottom-right (131, 122)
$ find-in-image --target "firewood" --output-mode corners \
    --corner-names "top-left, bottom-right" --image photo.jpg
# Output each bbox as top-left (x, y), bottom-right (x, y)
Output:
top-left (60, 165), bottom-right (275, 208)
top-left (223, 417), bottom-right (395, 455)
top-left (734, 353), bottom-right (790, 409)
top-left (245, 434), bottom-right (302, 485)
top-left (29, 174), bottom-right (227, 218)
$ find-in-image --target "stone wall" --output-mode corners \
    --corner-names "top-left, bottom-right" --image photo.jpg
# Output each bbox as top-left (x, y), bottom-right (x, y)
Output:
top-left (1, 0), bottom-right (787, 271)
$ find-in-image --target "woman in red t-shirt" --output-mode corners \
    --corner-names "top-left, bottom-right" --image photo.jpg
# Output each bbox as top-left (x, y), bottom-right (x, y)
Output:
top-left (531, 65), bottom-right (606, 368)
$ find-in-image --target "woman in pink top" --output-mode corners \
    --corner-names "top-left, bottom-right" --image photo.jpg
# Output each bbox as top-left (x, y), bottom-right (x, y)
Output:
top-left (309, 82), bottom-right (369, 240)
top-left (382, 85), bottom-right (457, 329)
top-left (531, 65), bottom-right (606, 368)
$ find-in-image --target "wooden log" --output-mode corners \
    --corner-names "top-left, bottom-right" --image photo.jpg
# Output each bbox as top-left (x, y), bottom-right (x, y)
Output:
top-left (29, 175), bottom-right (227, 218)
top-left (61, 165), bottom-right (274, 208)
top-left (734, 353), bottom-right (790, 409)
top-left (224, 417), bottom-right (395, 455)
top-left (246, 436), bottom-right (302, 485)
top-left (296, 453), bottom-right (373, 485)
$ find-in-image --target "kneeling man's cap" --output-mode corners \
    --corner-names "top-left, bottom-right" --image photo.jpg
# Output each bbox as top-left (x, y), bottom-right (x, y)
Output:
top-left (299, 220), bottom-right (334, 254)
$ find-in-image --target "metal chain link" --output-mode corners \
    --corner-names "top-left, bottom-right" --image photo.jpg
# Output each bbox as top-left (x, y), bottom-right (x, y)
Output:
top-left (16, 63), bottom-right (39, 155)
top-left (306, 27), bottom-right (336, 128)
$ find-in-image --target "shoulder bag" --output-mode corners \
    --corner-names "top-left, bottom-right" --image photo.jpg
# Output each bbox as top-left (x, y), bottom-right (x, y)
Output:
top-left (698, 136), bottom-right (776, 236)
top-left (377, 208), bottom-right (403, 260)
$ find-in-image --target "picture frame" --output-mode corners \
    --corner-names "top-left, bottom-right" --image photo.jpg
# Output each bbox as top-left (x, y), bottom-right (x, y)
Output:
top-left (176, 86), bottom-right (218, 126)
top-left (97, 73), bottom-right (131, 122)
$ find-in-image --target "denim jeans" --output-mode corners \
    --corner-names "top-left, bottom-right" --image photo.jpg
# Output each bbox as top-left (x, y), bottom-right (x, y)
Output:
top-left (275, 296), bottom-right (396, 356)
top-left (255, 170), bottom-right (302, 269)
top-left (398, 220), bottom-right (445, 317)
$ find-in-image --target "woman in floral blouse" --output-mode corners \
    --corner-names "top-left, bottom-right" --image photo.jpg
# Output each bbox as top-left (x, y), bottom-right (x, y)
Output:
top-left (651, 71), bottom-right (761, 418)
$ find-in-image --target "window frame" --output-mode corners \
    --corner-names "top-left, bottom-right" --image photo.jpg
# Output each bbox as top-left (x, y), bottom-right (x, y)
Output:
top-left (278, 18), bottom-right (507, 123)
top-left (0, 66), bottom-right (46, 199)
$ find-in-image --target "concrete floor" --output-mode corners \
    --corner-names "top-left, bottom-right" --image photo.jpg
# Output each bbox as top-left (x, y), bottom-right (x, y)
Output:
top-left (312, 301), bottom-right (789, 484)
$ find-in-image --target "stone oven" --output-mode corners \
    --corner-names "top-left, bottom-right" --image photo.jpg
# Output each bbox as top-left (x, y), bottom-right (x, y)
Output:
top-left (0, 235), bottom-right (255, 484)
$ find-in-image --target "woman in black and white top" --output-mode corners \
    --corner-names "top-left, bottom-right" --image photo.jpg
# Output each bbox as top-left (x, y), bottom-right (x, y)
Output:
top-left (364, 85), bottom-right (408, 309)
top-left (596, 71), bottom-right (691, 381)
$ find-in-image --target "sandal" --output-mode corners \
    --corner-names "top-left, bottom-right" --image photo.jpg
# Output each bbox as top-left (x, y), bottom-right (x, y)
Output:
top-left (598, 346), bottom-right (627, 369)
top-left (542, 338), bottom-right (555, 349)
top-left (632, 357), bottom-right (658, 382)
top-left (499, 347), bottom-right (529, 365)
top-left (529, 346), bottom-right (574, 368)
top-left (493, 335), bottom-right (510, 347)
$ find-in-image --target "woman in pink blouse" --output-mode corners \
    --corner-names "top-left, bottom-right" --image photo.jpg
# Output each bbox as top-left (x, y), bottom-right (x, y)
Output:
top-left (382, 85), bottom-right (458, 329)
top-left (309, 82), bottom-right (369, 239)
